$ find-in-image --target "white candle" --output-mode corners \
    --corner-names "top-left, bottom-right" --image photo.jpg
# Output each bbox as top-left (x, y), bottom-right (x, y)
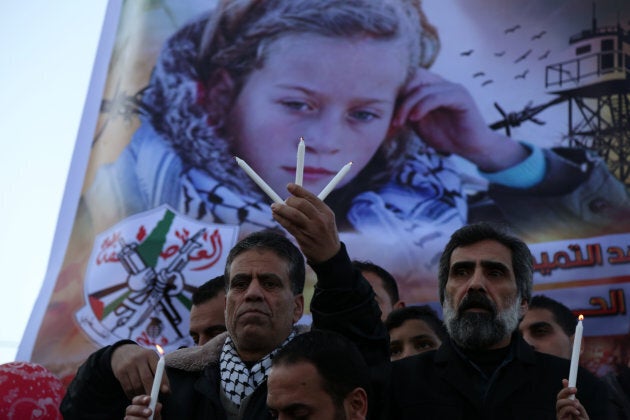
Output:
top-left (317, 162), bottom-right (353, 200)
top-left (148, 345), bottom-right (165, 420)
top-left (295, 137), bottom-right (305, 186)
top-left (235, 157), bottom-right (284, 204)
top-left (567, 315), bottom-right (584, 400)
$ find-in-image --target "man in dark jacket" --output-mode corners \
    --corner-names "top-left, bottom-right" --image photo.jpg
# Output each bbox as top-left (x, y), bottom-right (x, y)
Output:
top-left (266, 330), bottom-right (371, 420)
top-left (520, 294), bottom-right (630, 420)
top-left (389, 222), bottom-right (610, 419)
top-left (63, 184), bottom-right (387, 419)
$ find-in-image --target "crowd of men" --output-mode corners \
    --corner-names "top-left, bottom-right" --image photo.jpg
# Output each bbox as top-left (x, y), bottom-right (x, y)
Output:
top-left (60, 183), bottom-right (626, 419)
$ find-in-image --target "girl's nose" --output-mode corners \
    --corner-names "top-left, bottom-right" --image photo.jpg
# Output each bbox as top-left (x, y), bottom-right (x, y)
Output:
top-left (303, 116), bottom-right (343, 155)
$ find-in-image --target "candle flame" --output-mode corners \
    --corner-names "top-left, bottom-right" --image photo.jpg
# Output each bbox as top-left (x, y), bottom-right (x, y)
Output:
top-left (155, 344), bottom-right (164, 356)
top-left (578, 314), bottom-right (584, 321)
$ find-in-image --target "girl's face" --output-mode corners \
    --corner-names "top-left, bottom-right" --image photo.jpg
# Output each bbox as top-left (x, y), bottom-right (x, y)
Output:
top-left (226, 33), bottom-right (408, 196)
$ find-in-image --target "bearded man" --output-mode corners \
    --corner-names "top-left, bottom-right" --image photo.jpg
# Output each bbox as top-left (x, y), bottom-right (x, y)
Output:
top-left (388, 222), bottom-right (610, 419)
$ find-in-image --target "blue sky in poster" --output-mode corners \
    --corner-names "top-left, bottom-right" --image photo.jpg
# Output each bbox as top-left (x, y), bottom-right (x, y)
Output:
top-left (0, 0), bottom-right (108, 363)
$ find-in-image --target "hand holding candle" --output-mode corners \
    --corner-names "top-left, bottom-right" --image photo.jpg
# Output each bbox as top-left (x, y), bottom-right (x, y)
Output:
top-left (235, 157), bottom-right (284, 204)
top-left (567, 315), bottom-right (584, 400)
top-left (317, 162), bottom-right (353, 200)
top-left (148, 345), bottom-right (165, 420)
top-left (295, 137), bottom-right (305, 186)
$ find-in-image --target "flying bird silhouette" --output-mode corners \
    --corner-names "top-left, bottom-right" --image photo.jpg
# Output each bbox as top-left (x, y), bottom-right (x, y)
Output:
top-left (481, 79), bottom-right (494, 87)
top-left (514, 69), bottom-right (529, 79)
top-left (504, 25), bottom-right (521, 34)
top-left (531, 30), bottom-right (547, 40)
top-left (473, 71), bottom-right (486, 78)
top-left (538, 50), bottom-right (551, 60)
top-left (460, 49), bottom-right (474, 56)
top-left (514, 49), bottom-right (532, 63)
top-left (494, 51), bottom-right (506, 57)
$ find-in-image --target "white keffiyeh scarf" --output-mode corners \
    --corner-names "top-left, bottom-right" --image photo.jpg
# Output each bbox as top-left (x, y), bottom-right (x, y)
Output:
top-left (219, 329), bottom-right (297, 407)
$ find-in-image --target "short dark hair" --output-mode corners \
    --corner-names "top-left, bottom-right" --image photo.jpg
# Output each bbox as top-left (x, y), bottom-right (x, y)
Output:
top-left (438, 222), bottom-right (533, 304)
top-left (352, 260), bottom-right (399, 305)
top-left (385, 305), bottom-right (448, 342)
top-left (529, 295), bottom-right (577, 336)
top-left (192, 275), bottom-right (225, 305)
top-left (272, 329), bottom-right (369, 407)
top-left (225, 230), bottom-right (305, 295)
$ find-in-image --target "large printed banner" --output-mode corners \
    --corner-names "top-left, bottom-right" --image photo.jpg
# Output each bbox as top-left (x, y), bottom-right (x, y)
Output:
top-left (19, 0), bottom-right (630, 382)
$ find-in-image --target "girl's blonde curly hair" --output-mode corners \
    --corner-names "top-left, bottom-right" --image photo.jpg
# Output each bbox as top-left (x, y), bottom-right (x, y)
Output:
top-left (193, 0), bottom-right (441, 214)
top-left (198, 0), bottom-right (439, 86)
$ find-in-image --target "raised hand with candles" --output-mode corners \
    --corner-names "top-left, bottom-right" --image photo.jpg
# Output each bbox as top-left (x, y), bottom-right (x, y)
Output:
top-left (271, 183), bottom-right (341, 264)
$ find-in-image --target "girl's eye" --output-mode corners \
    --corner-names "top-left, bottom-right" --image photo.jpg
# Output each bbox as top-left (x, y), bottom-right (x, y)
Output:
top-left (350, 110), bottom-right (379, 122)
top-left (281, 100), bottom-right (312, 111)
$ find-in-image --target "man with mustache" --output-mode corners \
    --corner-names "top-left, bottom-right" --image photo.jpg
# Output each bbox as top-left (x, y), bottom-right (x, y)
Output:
top-left (65, 184), bottom-right (387, 419)
top-left (389, 222), bottom-right (610, 419)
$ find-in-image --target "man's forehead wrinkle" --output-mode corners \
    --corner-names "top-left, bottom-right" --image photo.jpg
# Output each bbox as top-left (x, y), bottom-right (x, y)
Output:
top-left (481, 260), bottom-right (510, 270)
top-left (449, 260), bottom-right (510, 272)
top-left (230, 272), bottom-right (252, 282)
top-left (230, 271), bottom-right (283, 280)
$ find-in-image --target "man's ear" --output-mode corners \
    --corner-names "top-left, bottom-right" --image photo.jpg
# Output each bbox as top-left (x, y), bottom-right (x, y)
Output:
top-left (199, 68), bottom-right (235, 126)
top-left (393, 300), bottom-right (406, 310)
top-left (344, 387), bottom-right (368, 419)
top-left (519, 298), bottom-right (529, 318)
top-left (292, 294), bottom-right (305, 323)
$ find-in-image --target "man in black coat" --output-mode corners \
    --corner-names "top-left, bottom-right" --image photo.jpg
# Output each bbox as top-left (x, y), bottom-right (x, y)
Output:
top-left (64, 184), bottom-right (388, 420)
top-left (389, 222), bottom-right (610, 419)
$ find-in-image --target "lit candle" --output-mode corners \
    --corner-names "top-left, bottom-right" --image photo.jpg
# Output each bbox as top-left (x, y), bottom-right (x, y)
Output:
top-left (317, 162), bottom-right (352, 200)
top-left (148, 345), bottom-right (165, 420)
top-left (235, 157), bottom-right (284, 204)
top-left (295, 137), bottom-right (305, 186)
top-left (567, 314), bottom-right (584, 400)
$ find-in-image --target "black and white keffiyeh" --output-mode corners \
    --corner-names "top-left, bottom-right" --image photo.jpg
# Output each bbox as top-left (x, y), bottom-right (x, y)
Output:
top-left (219, 329), bottom-right (297, 407)
top-left (181, 167), bottom-right (278, 236)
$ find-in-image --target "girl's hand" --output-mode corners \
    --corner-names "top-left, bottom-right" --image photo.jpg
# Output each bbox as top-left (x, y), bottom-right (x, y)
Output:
top-left (393, 68), bottom-right (528, 173)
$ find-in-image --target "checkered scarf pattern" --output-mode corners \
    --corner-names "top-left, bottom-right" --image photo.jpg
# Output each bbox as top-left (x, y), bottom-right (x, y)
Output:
top-left (219, 329), bottom-right (297, 407)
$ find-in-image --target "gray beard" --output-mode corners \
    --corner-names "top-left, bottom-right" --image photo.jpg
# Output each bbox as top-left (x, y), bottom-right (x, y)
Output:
top-left (443, 294), bottom-right (521, 350)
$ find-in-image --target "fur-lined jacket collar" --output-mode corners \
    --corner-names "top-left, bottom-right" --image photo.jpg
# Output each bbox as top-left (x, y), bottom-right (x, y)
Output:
top-left (165, 324), bottom-right (311, 372)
